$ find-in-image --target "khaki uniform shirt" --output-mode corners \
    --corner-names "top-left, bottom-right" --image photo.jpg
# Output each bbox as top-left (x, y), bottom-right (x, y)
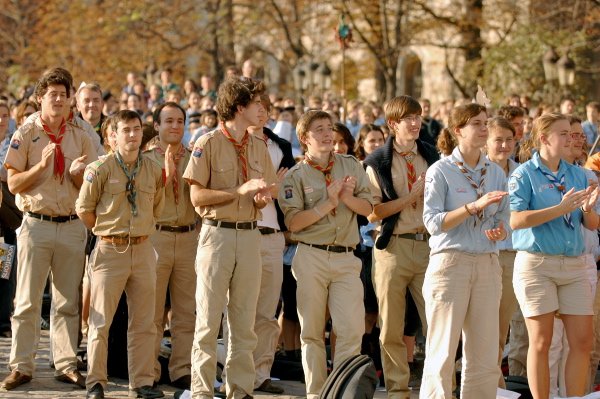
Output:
top-left (182, 129), bottom-right (277, 222)
top-left (366, 142), bottom-right (428, 235)
top-left (279, 153), bottom-right (374, 248)
top-left (145, 144), bottom-right (197, 226)
top-left (4, 113), bottom-right (98, 216)
top-left (76, 153), bottom-right (165, 237)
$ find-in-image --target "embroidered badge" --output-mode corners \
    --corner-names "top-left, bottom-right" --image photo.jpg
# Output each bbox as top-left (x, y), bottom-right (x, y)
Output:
top-left (509, 182), bottom-right (517, 191)
top-left (192, 147), bottom-right (203, 158)
top-left (304, 186), bottom-right (314, 194)
top-left (85, 171), bottom-right (95, 183)
top-left (456, 187), bottom-right (467, 193)
top-left (10, 139), bottom-right (20, 149)
top-left (284, 186), bottom-right (293, 199)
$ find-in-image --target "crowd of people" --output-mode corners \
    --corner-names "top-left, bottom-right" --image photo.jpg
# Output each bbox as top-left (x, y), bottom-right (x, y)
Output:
top-left (0, 63), bottom-right (599, 399)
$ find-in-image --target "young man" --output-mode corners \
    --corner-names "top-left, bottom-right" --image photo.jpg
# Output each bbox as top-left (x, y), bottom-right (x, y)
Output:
top-left (76, 110), bottom-right (167, 399)
top-left (278, 110), bottom-right (374, 399)
top-left (364, 96), bottom-right (439, 399)
top-left (183, 77), bottom-right (277, 399)
top-left (418, 98), bottom-right (443, 147)
top-left (1, 68), bottom-right (97, 391)
top-left (146, 102), bottom-right (198, 390)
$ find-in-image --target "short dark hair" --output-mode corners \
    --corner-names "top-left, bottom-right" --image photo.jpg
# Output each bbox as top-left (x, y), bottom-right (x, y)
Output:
top-left (111, 110), bottom-right (142, 132)
top-left (215, 77), bottom-right (265, 122)
top-left (497, 105), bottom-right (525, 121)
top-left (34, 67), bottom-right (73, 100)
top-left (153, 101), bottom-right (186, 125)
top-left (332, 122), bottom-right (356, 156)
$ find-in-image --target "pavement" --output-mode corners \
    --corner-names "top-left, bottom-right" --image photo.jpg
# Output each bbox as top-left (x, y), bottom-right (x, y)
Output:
top-left (0, 331), bottom-right (402, 399)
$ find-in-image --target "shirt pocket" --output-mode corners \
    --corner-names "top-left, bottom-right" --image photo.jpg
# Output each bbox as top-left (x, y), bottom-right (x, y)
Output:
top-left (211, 162), bottom-right (235, 189)
top-left (248, 160), bottom-right (264, 179)
top-left (304, 186), bottom-right (325, 208)
top-left (137, 182), bottom-right (156, 205)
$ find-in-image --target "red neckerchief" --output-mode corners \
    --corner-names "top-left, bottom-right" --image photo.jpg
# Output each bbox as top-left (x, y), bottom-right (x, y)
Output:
top-left (41, 118), bottom-right (67, 182)
top-left (221, 122), bottom-right (250, 182)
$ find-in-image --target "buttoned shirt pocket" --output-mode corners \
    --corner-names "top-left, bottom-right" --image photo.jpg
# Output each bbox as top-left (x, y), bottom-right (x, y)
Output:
top-left (303, 186), bottom-right (325, 208)
top-left (211, 162), bottom-right (235, 189)
top-left (137, 182), bottom-right (156, 204)
top-left (248, 160), bottom-right (264, 180)
top-left (102, 180), bottom-right (126, 211)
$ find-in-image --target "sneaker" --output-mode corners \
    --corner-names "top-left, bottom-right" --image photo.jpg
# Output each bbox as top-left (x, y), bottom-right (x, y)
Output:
top-left (128, 385), bottom-right (164, 398)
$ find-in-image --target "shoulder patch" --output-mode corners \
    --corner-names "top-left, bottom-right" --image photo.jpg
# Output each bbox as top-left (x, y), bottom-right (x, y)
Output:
top-left (284, 185), bottom-right (293, 199)
top-left (10, 139), bottom-right (20, 149)
top-left (192, 147), bottom-right (203, 158)
top-left (85, 170), bottom-right (95, 183)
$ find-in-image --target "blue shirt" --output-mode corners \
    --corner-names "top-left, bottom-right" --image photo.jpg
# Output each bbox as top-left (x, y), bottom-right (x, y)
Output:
top-left (583, 120), bottom-right (598, 152)
top-left (494, 157), bottom-right (520, 251)
top-left (508, 152), bottom-right (589, 256)
top-left (424, 147), bottom-right (509, 255)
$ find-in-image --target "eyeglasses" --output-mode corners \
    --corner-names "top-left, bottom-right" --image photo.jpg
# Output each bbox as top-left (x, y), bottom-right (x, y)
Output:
top-left (400, 115), bottom-right (422, 124)
top-left (570, 132), bottom-right (586, 140)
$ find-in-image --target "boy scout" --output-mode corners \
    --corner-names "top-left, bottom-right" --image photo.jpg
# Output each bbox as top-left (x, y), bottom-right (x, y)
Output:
top-left (76, 110), bottom-right (167, 399)
top-left (278, 110), bottom-right (374, 399)
top-left (1, 68), bottom-right (97, 391)
top-left (146, 102), bottom-right (198, 389)
top-left (363, 95), bottom-right (439, 399)
top-left (183, 77), bottom-right (277, 399)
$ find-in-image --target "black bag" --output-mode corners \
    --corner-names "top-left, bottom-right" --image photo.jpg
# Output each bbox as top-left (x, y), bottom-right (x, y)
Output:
top-left (504, 375), bottom-right (533, 399)
top-left (318, 354), bottom-right (378, 399)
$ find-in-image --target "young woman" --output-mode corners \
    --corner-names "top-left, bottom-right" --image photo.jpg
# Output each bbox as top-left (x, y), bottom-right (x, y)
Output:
top-left (485, 117), bottom-right (520, 387)
top-left (421, 103), bottom-right (509, 399)
top-left (332, 122), bottom-right (355, 156)
top-left (509, 113), bottom-right (599, 399)
top-left (355, 124), bottom-right (385, 161)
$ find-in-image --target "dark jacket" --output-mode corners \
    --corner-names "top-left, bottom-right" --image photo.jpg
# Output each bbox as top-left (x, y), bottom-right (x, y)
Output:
top-left (363, 136), bottom-right (439, 249)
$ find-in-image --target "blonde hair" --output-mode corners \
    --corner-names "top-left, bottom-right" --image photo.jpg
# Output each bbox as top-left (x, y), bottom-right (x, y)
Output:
top-left (437, 103), bottom-right (487, 156)
top-left (296, 110), bottom-right (332, 151)
top-left (518, 113), bottom-right (568, 162)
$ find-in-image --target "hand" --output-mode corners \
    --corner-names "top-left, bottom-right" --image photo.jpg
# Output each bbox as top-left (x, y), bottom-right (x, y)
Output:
top-left (559, 187), bottom-right (589, 214)
top-left (39, 143), bottom-right (55, 168)
top-left (69, 155), bottom-right (87, 176)
top-left (340, 175), bottom-right (356, 200)
top-left (276, 167), bottom-right (289, 183)
top-left (582, 186), bottom-right (599, 213)
top-left (237, 178), bottom-right (267, 196)
top-left (484, 221), bottom-right (507, 242)
top-left (326, 179), bottom-right (343, 208)
top-left (409, 174), bottom-right (426, 204)
top-left (164, 145), bottom-right (176, 181)
top-left (473, 191), bottom-right (508, 211)
top-left (254, 189), bottom-right (272, 204)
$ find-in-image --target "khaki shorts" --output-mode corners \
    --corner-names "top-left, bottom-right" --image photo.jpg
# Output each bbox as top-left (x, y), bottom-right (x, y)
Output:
top-left (513, 251), bottom-right (594, 317)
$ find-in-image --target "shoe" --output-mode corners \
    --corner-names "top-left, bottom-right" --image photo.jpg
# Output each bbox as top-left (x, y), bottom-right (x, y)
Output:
top-left (55, 369), bottom-right (86, 388)
top-left (173, 390), bottom-right (186, 399)
top-left (170, 374), bottom-right (191, 390)
top-left (87, 383), bottom-right (105, 398)
top-left (0, 370), bottom-right (32, 390)
top-left (214, 385), bottom-right (226, 398)
top-left (255, 379), bottom-right (284, 394)
top-left (129, 385), bottom-right (165, 398)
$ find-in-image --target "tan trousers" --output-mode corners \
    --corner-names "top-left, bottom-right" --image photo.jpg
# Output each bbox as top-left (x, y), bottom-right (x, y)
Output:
top-left (292, 244), bottom-right (365, 399)
top-left (497, 250), bottom-right (518, 387)
top-left (253, 232), bottom-right (285, 387)
top-left (590, 270), bottom-right (600, 391)
top-left (508, 307), bottom-right (528, 377)
top-left (86, 239), bottom-right (157, 389)
top-left (190, 225), bottom-right (261, 399)
top-left (372, 237), bottom-right (429, 399)
top-left (420, 251), bottom-right (501, 399)
top-left (10, 215), bottom-right (86, 375)
top-left (151, 229), bottom-right (198, 382)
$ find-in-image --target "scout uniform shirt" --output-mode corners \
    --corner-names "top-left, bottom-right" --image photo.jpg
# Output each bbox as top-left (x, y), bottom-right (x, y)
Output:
top-left (366, 141), bottom-right (429, 235)
top-left (183, 128), bottom-right (277, 222)
top-left (75, 154), bottom-right (165, 237)
top-left (144, 143), bottom-right (197, 227)
top-left (279, 153), bottom-right (374, 248)
top-left (4, 113), bottom-right (97, 216)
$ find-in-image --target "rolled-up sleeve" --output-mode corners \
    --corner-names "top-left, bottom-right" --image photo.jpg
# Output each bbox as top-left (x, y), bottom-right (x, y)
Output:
top-left (509, 171), bottom-right (531, 212)
top-left (278, 170), bottom-right (305, 229)
top-left (423, 164), bottom-right (448, 235)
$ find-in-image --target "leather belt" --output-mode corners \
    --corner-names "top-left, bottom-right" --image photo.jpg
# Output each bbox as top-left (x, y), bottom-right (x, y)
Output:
top-left (156, 223), bottom-right (197, 233)
top-left (26, 212), bottom-right (78, 223)
top-left (101, 235), bottom-right (148, 245)
top-left (305, 243), bottom-right (353, 253)
top-left (258, 227), bottom-right (279, 235)
top-left (202, 219), bottom-right (257, 230)
top-left (394, 232), bottom-right (429, 242)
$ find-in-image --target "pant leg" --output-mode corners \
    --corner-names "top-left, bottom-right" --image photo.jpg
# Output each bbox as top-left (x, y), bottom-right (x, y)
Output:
top-left (497, 250), bottom-right (518, 386)
top-left (151, 231), bottom-right (175, 381)
top-left (125, 240), bottom-right (158, 389)
top-left (49, 219), bottom-right (87, 374)
top-left (253, 232), bottom-right (285, 387)
top-left (460, 253), bottom-right (501, 399)
top-left (190, 226), bottom-right (238, 399)
top-left (508, 307), bottom-right (529, 377)
top-left (86, 240), bottom-right (131, 389)
top-left (292, 244), bottom-right (330, 399)
top-left (328, 251), bottom-right (364, 367)
top-left (168, 230), bottom-right (198, 381)
top-left (419, 251), bottom-right (471, 399)
top-left (9, 217), bottom-right (53, 375)
top-left (590, 271), bottom-right (600, 391)
top-left (226, 228), bottom-right (261, 399)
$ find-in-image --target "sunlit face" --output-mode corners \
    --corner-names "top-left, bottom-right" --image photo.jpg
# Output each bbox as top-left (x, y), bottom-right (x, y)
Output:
top-left (155, 106), bottom-right (185, 145)
top-left (541, 119), bottom-right (572, 160)
top-left (115, 118), bottom-right (143, 152)
top-left (38, 84), bottom-right (68, 119)
top-left (486, 127), bottom-right (515, 163)
top-left (77, 88), bottom-right (103, 123)
top-left (188, 92), bottom-right (201, 109)
top-left (127, 95), bottom-right (141, 111)
top-left (333, 131), bottom-right (349, 154)
top-left (510, 116), bottom-right (525, 141)
top-left (363, 130), bottom-right (385, 155)
top-left (303, 118), bottom-right (333, 154)
top-left (19, 105), bottom-right (36, 127)
top-left (456, 111), bottom-right (488, 149)
top-left (0, 105), bottom-right (10, 135)
top-left (569, 122), bottom-right (586, 160)
top-left (392, 114), bottom-right (422, 144)
top-left (240, 95), bottom-right (264, 127)
top-left (560, 100), bottom-right (575, 115)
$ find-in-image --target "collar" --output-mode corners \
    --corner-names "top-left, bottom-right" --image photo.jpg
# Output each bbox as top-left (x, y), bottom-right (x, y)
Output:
top-left (450, 147), bottom-right (488, 171)
top-left (393, 140), bottom-right (417, 155)
top-left (532, 151), bottom-right (567, 176)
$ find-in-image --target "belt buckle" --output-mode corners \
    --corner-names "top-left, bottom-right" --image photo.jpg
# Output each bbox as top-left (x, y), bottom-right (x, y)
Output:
top-left (235, 221), bottom-right (244, 230)
top-left (415, 233), bottom-right (424, 241)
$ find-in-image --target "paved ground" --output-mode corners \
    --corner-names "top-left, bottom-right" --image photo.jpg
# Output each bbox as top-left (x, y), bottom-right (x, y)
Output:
top-left (0, 332), bottom-right (402, 398)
